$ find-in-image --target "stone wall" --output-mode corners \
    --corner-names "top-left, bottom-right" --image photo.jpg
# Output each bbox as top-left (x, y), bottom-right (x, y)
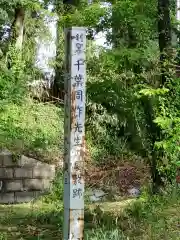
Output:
top-left (0, 150), bottom-right (56, 204)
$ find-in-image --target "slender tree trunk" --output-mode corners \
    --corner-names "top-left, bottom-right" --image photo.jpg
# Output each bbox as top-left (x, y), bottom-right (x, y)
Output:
top-left (140, 0), bottom-right (172, 194)
top-left (52, 20), bottom-right (65, 100)
top-left (158, 0), bottom-right (172, 85)
top-left (146, 0), bottom-right (172, 193)
top-left (51, 2), bottom-right (65, 100)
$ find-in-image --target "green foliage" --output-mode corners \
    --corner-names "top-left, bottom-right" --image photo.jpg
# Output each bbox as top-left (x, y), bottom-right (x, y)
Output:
top-left (22, 10), bottom-right (51, 80)
top-left (0, 0), bottom-right (179, 239)
top-left (44, 170), bottom-right (64, 203)
top-left (86, 188), bottom-right (180, 239)
top-left (62, 2), bottom-right (105, 27)
top-left (85, 229), bottom-right (125, 240)
top-left (0, 99), bottom-right (64, 161)
top-left (0, 189), bottom-right (178, 239)
top-left (0, 46), bottom-right (26, 103)
top-left (137, 87), bottom-right (169, 98)
top-left (107, 0), bottom-right (157, 47)
top-left (84, 0), bottom-right (161, 164)
top-left (0, 0), bottom-right (179, 188)
top-left (84, 0), bottom-right (180, 188)
top-left (86, 44), bottom-right (156, 160)
top-left (151, 77), bottom-right (180, 179)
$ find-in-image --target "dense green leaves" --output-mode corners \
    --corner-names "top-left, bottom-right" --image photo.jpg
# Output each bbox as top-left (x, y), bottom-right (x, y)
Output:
top-left (0, 0), bottom-right (180, 188)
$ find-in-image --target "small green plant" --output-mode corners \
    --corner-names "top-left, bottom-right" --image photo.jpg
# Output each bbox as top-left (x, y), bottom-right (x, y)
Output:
top-left (43, 170), bottom-right (64, 203)
top-left (0, 233), bottom-right (7, 240)
top-left (85, 229), bottom-right (125, 240)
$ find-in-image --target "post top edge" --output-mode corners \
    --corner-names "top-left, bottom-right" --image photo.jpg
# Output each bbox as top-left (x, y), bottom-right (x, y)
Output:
top-left (65, 27), bottom-right (87, 30)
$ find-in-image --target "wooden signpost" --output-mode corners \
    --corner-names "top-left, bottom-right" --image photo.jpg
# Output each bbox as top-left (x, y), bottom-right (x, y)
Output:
top-left (63, 27), bottom-right (86, 240)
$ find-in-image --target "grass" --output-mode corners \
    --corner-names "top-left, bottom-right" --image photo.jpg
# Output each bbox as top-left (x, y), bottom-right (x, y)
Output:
top-left (0, 189), bottom-right (179, 239)
top-left (0, 99), bottom-right (64, 163)
top-left (0, 97), bottom-right (179, 239)
top-left (0, 98), bottom-right (122, 164)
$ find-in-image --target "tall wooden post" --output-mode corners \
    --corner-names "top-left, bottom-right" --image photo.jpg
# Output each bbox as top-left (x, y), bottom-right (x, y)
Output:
top-left (63, 27), bottom-right (86, 240)
top-left (177, 0), bottom-right (180, 22)
top-left (177, 0), bottom-right (180, 43)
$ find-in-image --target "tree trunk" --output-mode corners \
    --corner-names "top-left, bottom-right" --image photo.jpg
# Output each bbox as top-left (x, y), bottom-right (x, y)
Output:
top-left (51, 2), bottom-right (65, 100)
top-left (158, 0), bottom-right (172, 85)
top-left (141, 96), bottom-right (163, 193)
top-left (7, 7), bottom-right (25, 69)
top-left (140, 0), bottom-right (172, 193)
top-left (145, 0), bottom-right (172, 193)
top-left (11, 7), bottom-right (25, 50)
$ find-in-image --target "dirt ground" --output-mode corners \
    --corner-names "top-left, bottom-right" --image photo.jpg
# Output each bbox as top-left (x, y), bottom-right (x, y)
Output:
top-left (85, 155), bottom-right (150, 195)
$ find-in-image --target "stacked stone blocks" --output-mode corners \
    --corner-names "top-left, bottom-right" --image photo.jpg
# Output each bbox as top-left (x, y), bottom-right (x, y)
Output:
top-left (0, 150), bottom-right (56, 204)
